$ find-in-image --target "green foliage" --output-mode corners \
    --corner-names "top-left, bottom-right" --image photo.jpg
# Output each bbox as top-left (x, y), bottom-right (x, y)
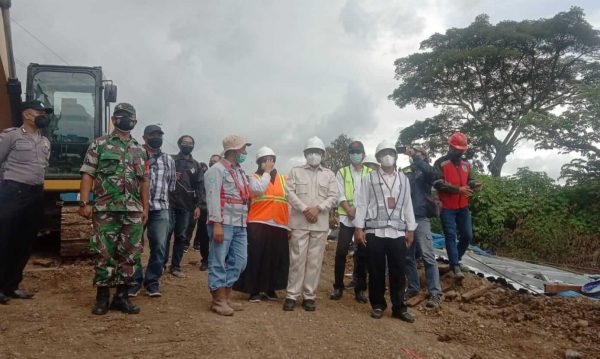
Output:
top-left (468, 168), bottom-right (600, 266)
top-left (390, 7), bottom-right (600, 177)
top-left (322, 134), bottom-right (353, 173)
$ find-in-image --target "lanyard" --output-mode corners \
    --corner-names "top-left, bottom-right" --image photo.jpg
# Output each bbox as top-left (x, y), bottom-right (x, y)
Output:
top-left (375, 171), bottom-right (404, 221)
top-left (221, 160), bottom-right (250, 200)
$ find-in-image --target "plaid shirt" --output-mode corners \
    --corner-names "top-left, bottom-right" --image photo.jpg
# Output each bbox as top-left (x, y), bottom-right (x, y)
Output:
top-left (147, 148), bottom-right (176, 211)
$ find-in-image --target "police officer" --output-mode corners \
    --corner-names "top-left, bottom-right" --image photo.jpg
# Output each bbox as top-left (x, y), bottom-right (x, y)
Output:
top-left (0, 100), bottom-right (52, 304)
top-left (79, 103), bottom-right (149, 315)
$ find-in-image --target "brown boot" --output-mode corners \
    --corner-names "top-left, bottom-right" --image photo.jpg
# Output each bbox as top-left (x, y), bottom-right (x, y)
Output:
top-left (225, 287), bottom-right (243, 311)
top-left (210, 288), bottom-right (234, 316)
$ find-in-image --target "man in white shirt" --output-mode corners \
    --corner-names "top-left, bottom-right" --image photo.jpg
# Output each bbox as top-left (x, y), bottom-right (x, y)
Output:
top-left (354, 140), bottom-right (417, 322)
top-left (330, 141), bottom-right (371, 303)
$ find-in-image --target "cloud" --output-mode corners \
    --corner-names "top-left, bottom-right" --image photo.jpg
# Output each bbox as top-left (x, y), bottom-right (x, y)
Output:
top-left (8, 0), bottom-right (600, 177)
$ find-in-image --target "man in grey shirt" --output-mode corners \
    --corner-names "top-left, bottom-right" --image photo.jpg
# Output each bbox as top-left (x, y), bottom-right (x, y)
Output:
top-left (0, 100), bottom-right (53, 304)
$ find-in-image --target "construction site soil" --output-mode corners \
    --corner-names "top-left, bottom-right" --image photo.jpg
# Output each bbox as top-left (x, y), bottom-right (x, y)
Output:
top-left (1, 242), bottom-right (598, 359)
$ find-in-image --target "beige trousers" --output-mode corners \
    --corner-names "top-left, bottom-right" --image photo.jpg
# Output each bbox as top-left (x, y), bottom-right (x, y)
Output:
top-left (286, 229), bottom-right (328, 301)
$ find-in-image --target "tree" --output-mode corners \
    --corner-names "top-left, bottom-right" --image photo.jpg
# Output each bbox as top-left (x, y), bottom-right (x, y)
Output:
top-left (532, 84), bottom-right (600, 184)
top-left (323, 134), bottom-right (353, 173)
top-left (390, 7), bottom-right (600, 176)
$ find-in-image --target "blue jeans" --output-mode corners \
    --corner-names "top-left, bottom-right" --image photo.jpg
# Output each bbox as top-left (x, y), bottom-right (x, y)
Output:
top-left (440, 207), bottom-right (473, 268)
top-left (207, 224), bottom-right (248, 291)
top-left (167, 208), bottom-right (191, 272)
top-left (134, 209), bottom-right (170, 288)
top-left (405, 218), bottom-right (441, 296)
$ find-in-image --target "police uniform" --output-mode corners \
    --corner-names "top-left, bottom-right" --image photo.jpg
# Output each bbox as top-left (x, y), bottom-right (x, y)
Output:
top-left (0, 100), bottom-right (52, 303)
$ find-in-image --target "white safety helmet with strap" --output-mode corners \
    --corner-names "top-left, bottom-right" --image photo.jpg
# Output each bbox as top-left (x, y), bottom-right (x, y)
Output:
top-left (304, 136), bottom-right (326, 152)
top-left (375, 140), bottom-right (397, 157)
top-left (363, 154), bottom-right (378, 166)
top-left (256, 146), bottom-right (276, 163)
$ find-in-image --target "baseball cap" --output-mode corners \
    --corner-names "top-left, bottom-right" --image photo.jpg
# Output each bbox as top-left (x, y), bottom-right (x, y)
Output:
top-left (144, 125), bottom-right (164, 135)
top-left (348, 141), bottom-right (365, 153)
top-left (21, 100), bottom-right (53, 114)
top-left (113, 102), bottom-right (136, 116)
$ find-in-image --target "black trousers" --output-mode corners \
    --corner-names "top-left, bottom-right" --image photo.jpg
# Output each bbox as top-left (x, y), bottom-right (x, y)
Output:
top-left (192, 209), bottom-right (209, 264)
top-left (334, 223), bottom-right (367, 291)
top-left (0, 180), bottom-right (43, 294)
top-left (366, 233), bottom-right (408, 314)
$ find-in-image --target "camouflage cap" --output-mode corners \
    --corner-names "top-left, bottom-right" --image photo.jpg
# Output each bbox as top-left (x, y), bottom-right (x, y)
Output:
top-left (113, 102), bottom-right (136, 115)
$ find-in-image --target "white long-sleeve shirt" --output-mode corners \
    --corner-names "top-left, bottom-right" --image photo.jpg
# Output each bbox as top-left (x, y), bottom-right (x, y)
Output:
top-left (336, 165), bottom-right (364, 228)
top-left (353, 168), bottom-right (417, 238)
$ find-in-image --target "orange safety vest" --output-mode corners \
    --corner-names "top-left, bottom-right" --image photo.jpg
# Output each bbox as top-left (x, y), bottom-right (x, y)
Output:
top-left (248, 174), bottom-right (289, 226)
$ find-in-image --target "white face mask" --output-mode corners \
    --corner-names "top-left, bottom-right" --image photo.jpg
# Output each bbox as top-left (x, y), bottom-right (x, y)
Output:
top-left (379, 155), bottom-right (396, 167)
top-left (306, 153), bottom-right (322, 167)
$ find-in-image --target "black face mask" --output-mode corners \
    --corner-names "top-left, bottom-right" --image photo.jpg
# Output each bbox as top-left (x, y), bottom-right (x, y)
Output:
top-left (114, 116), bottom-right (136, 132)
top-left (449, 149), bottom-right (464, 160)
top-left (180, 145), bottom-right (194, 155)
top-left (34, 115), bottom-right (50, 129)
top-left (147, 138), bottom-right (163, 149)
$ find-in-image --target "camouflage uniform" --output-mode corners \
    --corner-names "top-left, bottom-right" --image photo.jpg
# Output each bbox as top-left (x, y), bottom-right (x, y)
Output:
top-left (80, 131), bottom-right (148, 287)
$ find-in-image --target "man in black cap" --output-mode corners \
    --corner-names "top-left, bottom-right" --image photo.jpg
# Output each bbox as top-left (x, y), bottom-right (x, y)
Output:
top-left (130, 125), bottom-right (176, 297)
top-left (329, 140), bottom-right (371, 303)
top-left (0, 100), bottom-right (53, 304)
top-left (79, 102), bottom-right (149, 315)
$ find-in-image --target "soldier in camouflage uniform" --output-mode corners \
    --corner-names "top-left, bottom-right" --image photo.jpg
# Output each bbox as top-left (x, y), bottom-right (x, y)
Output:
top-left (78, 103), bottom-right (150, 315)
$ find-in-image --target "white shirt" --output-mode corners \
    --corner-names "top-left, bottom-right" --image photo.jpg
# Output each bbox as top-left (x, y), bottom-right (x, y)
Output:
top-left (354, 168), bottom-right (417, 238)
top-left (336, 165), bottom-right (364, 228)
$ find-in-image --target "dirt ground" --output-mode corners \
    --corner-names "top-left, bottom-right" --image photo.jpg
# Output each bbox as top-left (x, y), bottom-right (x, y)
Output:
top-left (1, 241), bottom-right (599, 359)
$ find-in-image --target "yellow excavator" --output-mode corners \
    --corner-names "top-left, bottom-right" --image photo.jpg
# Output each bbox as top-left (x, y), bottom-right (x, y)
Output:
top-left (1, 0), bottom-right (118, 256)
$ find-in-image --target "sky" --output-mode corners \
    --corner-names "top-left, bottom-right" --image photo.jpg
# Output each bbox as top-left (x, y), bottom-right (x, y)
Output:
top-left (9, 0), bottom-right (600, 177)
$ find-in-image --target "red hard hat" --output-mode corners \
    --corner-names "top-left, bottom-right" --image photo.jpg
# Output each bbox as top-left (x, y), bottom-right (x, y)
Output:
top-left (448, 132), bottom-right (468, 151)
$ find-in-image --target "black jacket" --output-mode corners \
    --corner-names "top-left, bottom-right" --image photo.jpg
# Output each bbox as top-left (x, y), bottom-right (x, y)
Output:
top-left (403, 155), bottom-right (437, 220)
top-left (169, 153), bottom-right (205, 211)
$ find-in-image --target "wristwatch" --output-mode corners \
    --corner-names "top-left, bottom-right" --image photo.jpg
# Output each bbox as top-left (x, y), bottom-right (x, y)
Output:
top-left (78, 200), bottom-right (89, 207)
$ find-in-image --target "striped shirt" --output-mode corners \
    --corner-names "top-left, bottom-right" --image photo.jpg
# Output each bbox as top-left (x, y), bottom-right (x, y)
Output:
top-left (147, 149), bottom-right (176, 211)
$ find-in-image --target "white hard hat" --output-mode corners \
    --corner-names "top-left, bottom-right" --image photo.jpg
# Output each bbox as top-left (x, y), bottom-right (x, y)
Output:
top-left (375, 140), bottom-right (397, 157)
top-left (304, 136), bottom-right (325, 152)
top-left (363, 154), bottom-right (378, 165)
top-left (256, 146), bottom-right (276, 162)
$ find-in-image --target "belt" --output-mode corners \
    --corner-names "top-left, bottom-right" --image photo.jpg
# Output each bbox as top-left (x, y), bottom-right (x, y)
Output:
top-left (223, 197), bottom-right (248, 205)
top-left (1, 179), bottom-right (44, 192)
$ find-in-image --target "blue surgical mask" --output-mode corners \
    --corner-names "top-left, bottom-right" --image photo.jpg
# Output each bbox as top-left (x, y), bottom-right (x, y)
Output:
top-left (238, 153), bottom-right (247, 164)
top-left (349, 153), bottom-right (363, 165)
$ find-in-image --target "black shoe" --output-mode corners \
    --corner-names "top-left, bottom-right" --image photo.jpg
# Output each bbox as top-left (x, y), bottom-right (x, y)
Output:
top-left (425, 294), bottom-right (441, 308)
top-left (371, 308), bottom-right (384, 319)
top-left (92, 287), bottom-right (110, 315)
top-left (392, 310), bottom-right (415, 323)
top-left (110, 285), bottom-right (141, 314)
top-left (264, 291), bottom-right (278, 301)
top-left (355, 291), bottom-right (368, 304)
top-left (283, 298), bottom-right (295, 311)
top-left (329, 288), bottom-right (343, 300)
top-left (249, 294), bottom-right (261, 303)
top-left (301, 299), bottom-right (316, 311)
top-left (405, 290), bottom-right (419, 300)
top-left (0, 292), bottom-right (10, 304)
top-left (7, 289), bottom-right (34, 299)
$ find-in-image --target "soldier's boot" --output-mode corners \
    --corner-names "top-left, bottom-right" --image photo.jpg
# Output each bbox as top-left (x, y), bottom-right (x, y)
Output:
top-left (91, 287), bottom-right (110, 315)
top-left (110, 285), bottom-right (141, 314)
top-left (210, 288), bottom-right (234, 316)
top-left (225, 287), bottom-right (243, 311)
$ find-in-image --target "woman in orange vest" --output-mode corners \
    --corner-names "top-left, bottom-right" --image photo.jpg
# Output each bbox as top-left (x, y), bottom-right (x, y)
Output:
top-left (233, 146), bottom-right (290, 302)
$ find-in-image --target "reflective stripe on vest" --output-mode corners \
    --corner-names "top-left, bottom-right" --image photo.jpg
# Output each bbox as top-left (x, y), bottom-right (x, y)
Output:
top-left (364, 172), bottom-right (407, 232)
top-left (337, 165), bottom-right (371, 216)
top-left (248, 174), bottom-right (289, 226)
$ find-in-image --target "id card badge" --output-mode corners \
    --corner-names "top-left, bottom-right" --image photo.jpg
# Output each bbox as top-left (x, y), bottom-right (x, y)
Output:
top-left (387, 197), bottom-right (396, 209)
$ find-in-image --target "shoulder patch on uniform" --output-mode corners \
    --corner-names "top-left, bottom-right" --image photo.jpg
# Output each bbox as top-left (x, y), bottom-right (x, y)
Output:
top-left (1, 127), bottom-right (18, 134)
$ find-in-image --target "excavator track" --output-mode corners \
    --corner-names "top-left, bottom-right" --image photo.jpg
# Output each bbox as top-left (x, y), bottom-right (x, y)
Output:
top-left (60, 204), bottom-right (93, 257)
